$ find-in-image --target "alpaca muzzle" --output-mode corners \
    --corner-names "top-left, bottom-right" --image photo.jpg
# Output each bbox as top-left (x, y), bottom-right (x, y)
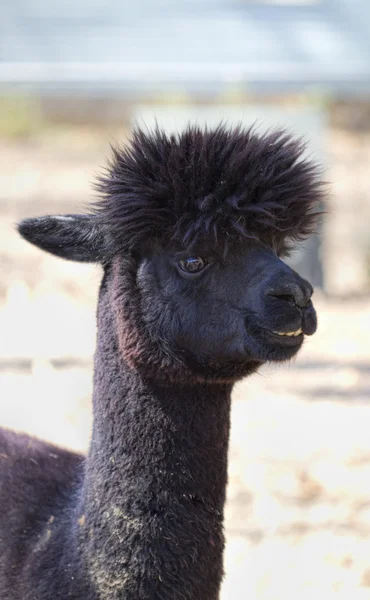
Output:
top-left (244, 249), bottom-right (318, 345)
top-left (266, 272), bottom-right (317, 337)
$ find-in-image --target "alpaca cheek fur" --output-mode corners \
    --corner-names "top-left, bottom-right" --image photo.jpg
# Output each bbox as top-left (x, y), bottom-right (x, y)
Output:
top-left (112, 255), bottom-right (248, 376)
top-left (110, 257), bottom-right (186, 379)
top-left (136, 253), bottom-right (250, 362)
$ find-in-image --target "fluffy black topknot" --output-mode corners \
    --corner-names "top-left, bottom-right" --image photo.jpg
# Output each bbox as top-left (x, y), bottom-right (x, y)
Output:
top-left (93, 124), bottom-right (325, 253)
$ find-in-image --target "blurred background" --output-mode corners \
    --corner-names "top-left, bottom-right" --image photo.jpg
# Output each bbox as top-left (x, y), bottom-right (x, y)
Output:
top-left (1, 1), bottom-right (370, 598)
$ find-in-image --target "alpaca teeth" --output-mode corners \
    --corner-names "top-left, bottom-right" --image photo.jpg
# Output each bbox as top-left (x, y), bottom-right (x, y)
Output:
top-left (273, 328), bottom-right (303, 337)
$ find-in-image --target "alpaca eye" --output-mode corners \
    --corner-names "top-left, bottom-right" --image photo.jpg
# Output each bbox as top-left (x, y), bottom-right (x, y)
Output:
top-left (179, 257), bottom-right (207, 274)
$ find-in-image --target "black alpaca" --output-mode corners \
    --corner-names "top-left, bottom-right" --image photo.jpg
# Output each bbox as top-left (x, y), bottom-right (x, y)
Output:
top-left (0, 125), bottom-right (324, 600)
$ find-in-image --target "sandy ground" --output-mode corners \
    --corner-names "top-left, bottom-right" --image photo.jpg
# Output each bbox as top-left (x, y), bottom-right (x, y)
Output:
top-left (1, 129), bottom-right (370, 599)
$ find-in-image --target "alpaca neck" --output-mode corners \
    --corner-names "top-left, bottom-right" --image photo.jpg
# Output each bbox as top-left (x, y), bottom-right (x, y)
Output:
top-left (79, 289), bottom-right (233, 600)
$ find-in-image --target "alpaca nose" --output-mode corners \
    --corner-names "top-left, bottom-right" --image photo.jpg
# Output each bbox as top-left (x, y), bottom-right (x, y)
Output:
top-left (268, 278), bottom-right (313, 308)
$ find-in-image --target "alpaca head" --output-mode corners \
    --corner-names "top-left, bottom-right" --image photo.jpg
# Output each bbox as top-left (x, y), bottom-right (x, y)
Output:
top-left (19, 125), bottom-right (325, 383)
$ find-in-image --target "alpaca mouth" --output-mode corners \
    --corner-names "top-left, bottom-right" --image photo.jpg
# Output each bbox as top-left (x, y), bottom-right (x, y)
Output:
top-left (242, 321), bottom-right (305, 365)
top-left (272, 327), bottom-right (303, 337)
top-left (266, 328), bottom-right (303, 346)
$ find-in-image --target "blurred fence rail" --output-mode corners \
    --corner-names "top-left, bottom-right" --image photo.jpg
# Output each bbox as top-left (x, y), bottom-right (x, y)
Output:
top-left (1, 0), bottom-right (370, 94)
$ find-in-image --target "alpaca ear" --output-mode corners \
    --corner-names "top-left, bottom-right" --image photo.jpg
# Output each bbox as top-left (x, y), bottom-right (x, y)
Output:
top-left (17, 214), bottom-right (109, 263)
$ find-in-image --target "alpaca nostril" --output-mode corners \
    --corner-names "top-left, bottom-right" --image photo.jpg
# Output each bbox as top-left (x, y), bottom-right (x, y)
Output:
top-left (268, 280), bottom-right (313, 308)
